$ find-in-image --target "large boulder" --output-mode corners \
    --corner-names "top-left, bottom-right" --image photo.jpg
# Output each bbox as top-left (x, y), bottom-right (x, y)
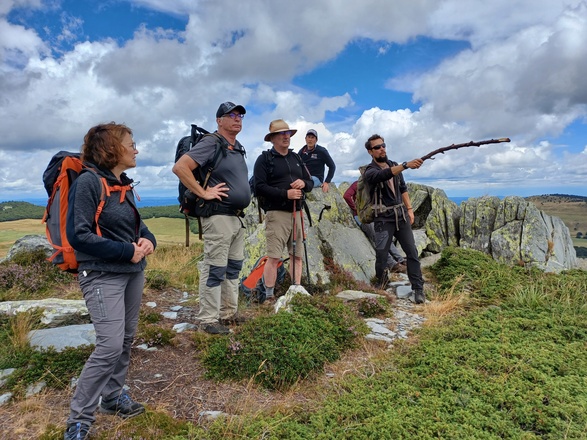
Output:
top-left (460, 196), bottom-right (576, 272)
top-left (2, 234), bottom-right (53, 263)
top-left (408, 183), bottom-right (460, 253)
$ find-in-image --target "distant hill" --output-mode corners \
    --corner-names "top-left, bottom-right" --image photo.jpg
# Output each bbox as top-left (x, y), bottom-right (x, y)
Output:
top-left (0, 201), bottom-right (44, 222)
top-left (525, 194), bottom-right (587, 204)
top-left (0, 200), bottom-right (182, 222)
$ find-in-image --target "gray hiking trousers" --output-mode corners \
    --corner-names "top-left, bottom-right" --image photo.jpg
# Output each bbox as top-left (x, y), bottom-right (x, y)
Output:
top-left (67, 270), bottom-right (144, 426)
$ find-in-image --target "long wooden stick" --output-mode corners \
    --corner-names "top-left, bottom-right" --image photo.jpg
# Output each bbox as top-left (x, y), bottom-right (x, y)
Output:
top-left (420, 138), bottom-right (510, 161)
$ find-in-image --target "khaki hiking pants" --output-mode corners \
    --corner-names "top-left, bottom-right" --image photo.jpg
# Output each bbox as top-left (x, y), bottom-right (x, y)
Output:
top-left (198, 214), bottom-right (245, 324)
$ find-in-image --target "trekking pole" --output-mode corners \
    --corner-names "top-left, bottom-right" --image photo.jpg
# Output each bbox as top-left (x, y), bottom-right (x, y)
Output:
top-left (291, 200), bottom-right (297, 285)
top-left (299, 195), bottom-right (311, 284)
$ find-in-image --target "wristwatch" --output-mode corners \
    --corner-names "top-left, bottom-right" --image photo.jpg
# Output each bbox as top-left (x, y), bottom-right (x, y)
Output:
top-left (402, 162), bottom-right (408, 170)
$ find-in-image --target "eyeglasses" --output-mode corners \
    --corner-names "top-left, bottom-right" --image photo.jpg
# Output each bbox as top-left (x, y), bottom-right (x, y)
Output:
top-left (224, 113), bottom-right (245, 120)
top-left (130, 142), bottom-right (137, 151)
top-left (370, 143), bottom-right (386, 151)
top-left (276, 130), bottom-right (292, 136)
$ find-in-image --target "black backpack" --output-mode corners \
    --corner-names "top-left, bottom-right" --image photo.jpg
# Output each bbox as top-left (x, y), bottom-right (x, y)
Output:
top-left (175, 124), bottom-right (211, 205)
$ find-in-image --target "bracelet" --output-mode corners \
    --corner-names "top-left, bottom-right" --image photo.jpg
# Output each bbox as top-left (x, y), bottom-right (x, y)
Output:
top-left (407, 207), bottom-right (413, 210)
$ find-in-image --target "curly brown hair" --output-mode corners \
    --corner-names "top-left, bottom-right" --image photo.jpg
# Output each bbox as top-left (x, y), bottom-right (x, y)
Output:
top-left (81, 122), bottom-right (133, 169)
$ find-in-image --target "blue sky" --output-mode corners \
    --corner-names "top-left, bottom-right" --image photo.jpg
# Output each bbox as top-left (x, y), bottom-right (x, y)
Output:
top-left (1, 0), bottom-right (586, 202)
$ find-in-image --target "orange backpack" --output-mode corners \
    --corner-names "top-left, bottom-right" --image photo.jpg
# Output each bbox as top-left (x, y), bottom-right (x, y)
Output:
top-left (42, 151), bottom-right (133, 273)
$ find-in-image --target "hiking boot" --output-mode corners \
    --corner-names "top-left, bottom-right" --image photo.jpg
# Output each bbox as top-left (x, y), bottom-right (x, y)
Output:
top-left (219, 314), bottom-right (248, 326)
top-left (389, 262), bottom-right (404, 273)
top-left (99, 390), bottom-right (145, 419)
top-left (201, 322), bottom-right (230, 335)
top-left (413, 289), bottom-right (426, 304)
top-left (397, 262), bottom-right (407, 273)
top-left (64, 422), bottom-right (90, 440)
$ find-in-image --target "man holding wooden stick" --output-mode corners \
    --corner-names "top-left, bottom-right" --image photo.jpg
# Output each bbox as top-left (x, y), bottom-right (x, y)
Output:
top-left (363, 134), bottom-right (426, 303)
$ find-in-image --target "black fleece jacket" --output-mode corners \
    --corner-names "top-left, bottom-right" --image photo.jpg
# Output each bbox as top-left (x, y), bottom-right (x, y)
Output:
top-left (253, 148), bottom-right (314, 212)
top-left (66, 163), bottom-right (156, 273)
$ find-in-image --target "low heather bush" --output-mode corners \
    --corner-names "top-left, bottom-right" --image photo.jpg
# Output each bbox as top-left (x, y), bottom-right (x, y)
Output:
top-left (357, 295), bottom-right (390, 318)
top-left (202, 295), bottom-right (368, 390)
top-left (0, 249), bottom-right (73, 300)
top-left (136, 324), bottom-right (175, 348)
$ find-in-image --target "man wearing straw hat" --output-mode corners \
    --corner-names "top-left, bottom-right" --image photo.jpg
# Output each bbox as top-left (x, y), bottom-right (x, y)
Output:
top-left (253, 119), bottom-right (314, 300)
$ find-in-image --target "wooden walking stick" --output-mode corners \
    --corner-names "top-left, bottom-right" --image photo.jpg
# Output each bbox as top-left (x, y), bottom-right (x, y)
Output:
top-left (420, 138), bottom-right (510, 161)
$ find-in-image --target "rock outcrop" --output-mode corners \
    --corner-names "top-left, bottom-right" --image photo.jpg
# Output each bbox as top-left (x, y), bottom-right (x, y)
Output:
top-left (241, 184), bottom-right (578, 279)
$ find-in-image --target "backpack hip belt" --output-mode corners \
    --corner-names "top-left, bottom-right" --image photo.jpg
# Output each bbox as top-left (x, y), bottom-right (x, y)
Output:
top-left (373, 202), bottom-right (406, 230)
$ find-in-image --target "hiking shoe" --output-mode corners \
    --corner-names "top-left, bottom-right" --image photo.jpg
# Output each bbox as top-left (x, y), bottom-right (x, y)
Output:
top-left (219, 314), bottom-right (248, 326)
top-left (397, 262), bottom-right (407, 273)
top-left (64, 422), bottom-right (90, 440)
top-left (99, 391), bottom-right (145, 419)
top-left (202, 322), bottom-right (230, 334)
top-left (413, 290), bottom-right (426, 304)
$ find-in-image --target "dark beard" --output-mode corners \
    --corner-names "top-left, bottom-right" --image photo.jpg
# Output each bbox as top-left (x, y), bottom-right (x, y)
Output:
top-left (375, 155), bottom-right (388, 163)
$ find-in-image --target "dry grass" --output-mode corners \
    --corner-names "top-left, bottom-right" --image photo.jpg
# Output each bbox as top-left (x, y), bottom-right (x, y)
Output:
top-left (147, 242), bottom-right (203, 272)
top-left (0, 219), bottom-right (45, 258)
top-left (422, 274), bottom-right (470, 327)
top-left (142, 217), bottom-right (196, 247)
top-left (8, 311), bottom-right (37, 352)
top-left (0, 390), bottom-right (70, 439)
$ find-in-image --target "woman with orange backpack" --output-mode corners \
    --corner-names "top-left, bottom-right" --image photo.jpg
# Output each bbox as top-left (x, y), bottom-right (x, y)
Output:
top-left (63, 122), bottom-right (156, 440)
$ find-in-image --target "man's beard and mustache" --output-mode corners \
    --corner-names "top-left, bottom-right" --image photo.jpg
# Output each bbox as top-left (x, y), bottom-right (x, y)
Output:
top-left (375, 154), bottom-right (388, 163)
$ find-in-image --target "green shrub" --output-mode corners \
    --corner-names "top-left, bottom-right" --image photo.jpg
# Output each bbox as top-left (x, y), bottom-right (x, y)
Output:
top-left (357, 295), bottom-right (390, 318)
top-left (145, 269), bottom-right (170, 290)
top-left (202, 295), bottom-right (368, 390)
top-left (139, 310), bottom-right (162, 324)
top-left (1, 345), bottom-right (93, 393)
top-left (136, 324), bottom-right (175, 348)
top-left (429, 247), bottom-right (528, 301)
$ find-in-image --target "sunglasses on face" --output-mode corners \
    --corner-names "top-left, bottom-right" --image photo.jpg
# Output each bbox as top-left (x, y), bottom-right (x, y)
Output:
top-left (369, 143), bottom-right (386, 151)
top-left (276, 131), bottom-right (292, 136)
top-left (224, 113), bottom-right (245, 120)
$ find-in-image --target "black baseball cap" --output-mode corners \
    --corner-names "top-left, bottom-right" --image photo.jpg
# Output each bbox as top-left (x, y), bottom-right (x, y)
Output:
top-left (216, 101), bottom-right (246, 118)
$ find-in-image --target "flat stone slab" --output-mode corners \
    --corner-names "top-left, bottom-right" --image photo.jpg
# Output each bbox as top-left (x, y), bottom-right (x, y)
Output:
top-left (336, 290), bottom-right (383, 301)
top-left (0, 298), bottom-right (88, 325)
top-left (396, 285), bottom-right (413, 299)
top-left (28, 324), bottom-right (95, 352)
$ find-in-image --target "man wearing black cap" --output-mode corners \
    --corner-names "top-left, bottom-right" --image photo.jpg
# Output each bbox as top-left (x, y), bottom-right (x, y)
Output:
top-left (298, 129), bottom-right (336, 193)
top-left (173, 101), bottom-right (250, 334)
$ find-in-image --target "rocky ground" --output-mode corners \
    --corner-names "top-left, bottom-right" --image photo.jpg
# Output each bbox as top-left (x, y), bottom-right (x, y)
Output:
top-left (0, 266), bottom-right (437, 440)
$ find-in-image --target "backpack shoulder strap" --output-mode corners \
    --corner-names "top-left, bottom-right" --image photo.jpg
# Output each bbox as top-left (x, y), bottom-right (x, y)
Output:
top-left (263, 149), bottom-right (274, 177)
top-left (198, 134), bottom-right (228, 189)
top-left (86, 171), bottom-right (134, 236)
